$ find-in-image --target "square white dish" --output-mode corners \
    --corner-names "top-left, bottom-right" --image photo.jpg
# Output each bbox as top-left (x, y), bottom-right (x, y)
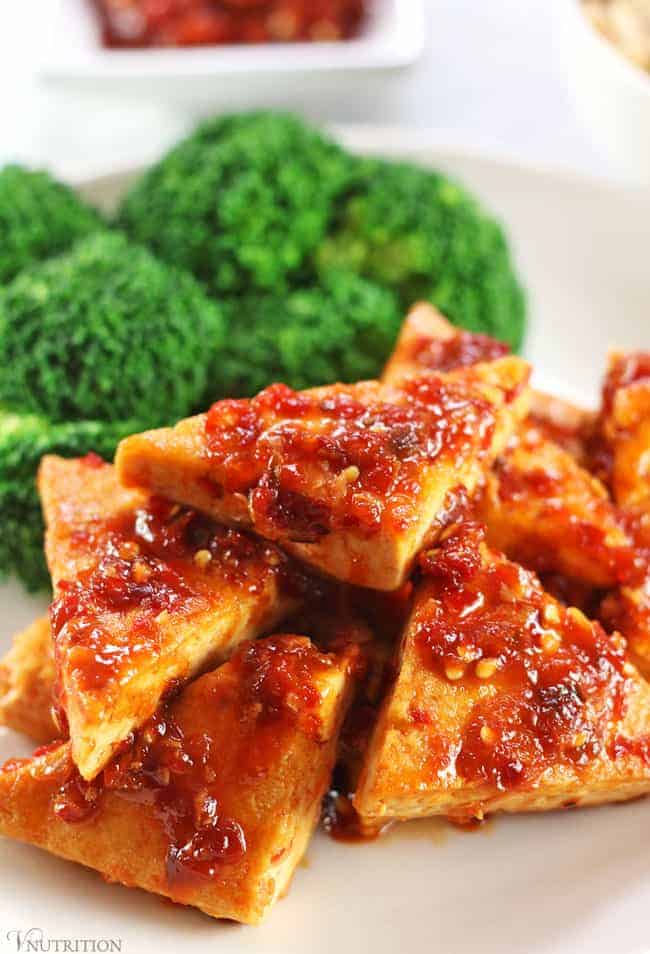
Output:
top-left (39, 0), bottom-right (425, 101)
top-left (2, 132), bottom-right (650, 954)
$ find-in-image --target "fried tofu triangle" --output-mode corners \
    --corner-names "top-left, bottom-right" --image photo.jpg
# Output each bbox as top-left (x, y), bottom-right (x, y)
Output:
top-left (117, 360), bottom-right (530, 591)
top-left (601, 578), bottom-right (650, 681)
top-left (382, 303), bottom-right (597, 467)
top-left (354, 523), bottom-right (650, 827)
top-left (477, 427), bottom-right (634, 587)
top-left (384, 305), bottom-right (631, 586)
top-left (0, 636), bottom-right (353, 925)
top-left (39, 455), bottom-right (303, 781)
top-left (599, 352), bottom-right (650, 512)
top-left (526, 390), bottom-right (597, 468)
top-left (593, 353), bottom-right (650, 677)
top-left (381, 302), bottom-right (510, 388)
top-left (0, 616), bottom-right (58, 743)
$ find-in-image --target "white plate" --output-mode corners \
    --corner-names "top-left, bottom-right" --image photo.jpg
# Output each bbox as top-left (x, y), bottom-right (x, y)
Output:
top-left (2, 135), bottom-right (650, 954)
top-left (40, 0), bottom-right (425, 104)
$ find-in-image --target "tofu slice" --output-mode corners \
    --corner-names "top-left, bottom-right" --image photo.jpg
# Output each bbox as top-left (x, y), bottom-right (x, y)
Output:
top-left (477, 426), bottom-right (634, 587)
top-left (39, 455), bottom-right (301, 780)
top-left (599, 352), bottom-right (650, 511)
top-left (0, 616), bottom-right (58, 743)
top-left (601, 577), bottom-right (650, 679)
top-left (593, 353), bottom-right (650, 680)
top-left (381, 302), bottom-right (510, 387)
top-left (382, 303), bottom-right (596, 467)
top-left (116, 361), bottom-right (530, 591)
top-left (526, 390), bottom-right (597, 468)
top-left (0, 636), bottom-right (352, 925)
top-left (354, 523), bottom-right (650, 826)
top-left (383, 304), bottom-right (629, 586)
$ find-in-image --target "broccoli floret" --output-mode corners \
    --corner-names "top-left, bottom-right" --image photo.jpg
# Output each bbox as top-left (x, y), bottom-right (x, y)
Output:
top-left (0, 165), bottom-right (103, 284)
top-left (316, 159), bottom-right (526, 350)
top-left (118, 111), bottom-right (353, 295)
top-left (210, 271), bottom-right (401, 399)
top-left (0, 232), bottom-right (225, 426)
top-left (0, 411), bottom-right (139, 591)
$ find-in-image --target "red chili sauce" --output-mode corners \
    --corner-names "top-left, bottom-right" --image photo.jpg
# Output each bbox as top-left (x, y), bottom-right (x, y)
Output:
top-left (591, 353), bottom-right (650, 486)
top-left (492, 431), bottom-right (637, 585)
top-left (51, 637), bottom-right (331, 887)
top-left (415, 523), bottom-right (634, 791)
top-left (92, 0), bottom-right (366, 48)
top-left (50, 481), bottom-right (308, 693)
top-left (405, 329), bottom-right (509, 374)
top-left (204, 379), bottom-right (502, 543)
top-left (602, 353), bottom-right (650, 415)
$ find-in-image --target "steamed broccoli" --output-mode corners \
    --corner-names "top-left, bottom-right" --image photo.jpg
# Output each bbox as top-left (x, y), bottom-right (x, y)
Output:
top-left (0, 165), bottom-right (103, 284)
top-left (118, 112), bottom-right (525, 350)
top-left (118, 111), bottom-right (352, 295)
top-left (0, 231), bottom-right (225, 426)
top-left (316, 159), bottom-right (526, 350)
top-left (0, 412), bottom-right (139, 592)
top-left (211, 271), bottom-right (401, 399)
top-left (0, 230), bottom-right (226, 591)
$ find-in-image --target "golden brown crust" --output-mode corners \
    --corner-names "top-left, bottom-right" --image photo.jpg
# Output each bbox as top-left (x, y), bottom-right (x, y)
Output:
top-left (0, 616), bottom-right (58, 743)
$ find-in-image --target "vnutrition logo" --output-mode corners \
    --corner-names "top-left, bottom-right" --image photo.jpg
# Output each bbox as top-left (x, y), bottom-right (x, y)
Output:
top-left (5, 929), bottom-right (122, 953)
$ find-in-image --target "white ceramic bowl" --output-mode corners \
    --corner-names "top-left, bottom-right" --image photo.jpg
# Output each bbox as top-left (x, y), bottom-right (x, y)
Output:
top-left (561, 0), bottom-right (650, 185)
top-left (40, 0), bottom-right (425, 109)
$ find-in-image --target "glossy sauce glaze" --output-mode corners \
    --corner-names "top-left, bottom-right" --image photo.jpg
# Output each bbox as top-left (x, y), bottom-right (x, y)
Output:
top-left (401, 329), bottom-right (509, 374)
top-left (50, 459), bottom-right (310, 693)
top-left (489, 428), bottom-right (638, 585)
top-left (415, 523), bottom-right (634, 791)
top-left (538, 572), bottom-right (603, 619)
top-left (51, 637), bottom-right (335, 888)
top-left (526, 405), bottom-right (596, 467)
top-left (602, 353), bottom-right (650, 415)
top-left (204, 378), bottom-right (505, 542)
top-left (591, 352), bottom-right (650, 489)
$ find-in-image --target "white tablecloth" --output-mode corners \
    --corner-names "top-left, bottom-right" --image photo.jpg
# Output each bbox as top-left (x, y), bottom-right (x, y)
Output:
top-left (0, 0), bottom-right (609, 182)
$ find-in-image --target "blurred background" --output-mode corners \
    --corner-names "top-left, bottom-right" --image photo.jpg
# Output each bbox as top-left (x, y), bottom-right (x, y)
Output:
top-left (2, 0), bottom-right (645, 182)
